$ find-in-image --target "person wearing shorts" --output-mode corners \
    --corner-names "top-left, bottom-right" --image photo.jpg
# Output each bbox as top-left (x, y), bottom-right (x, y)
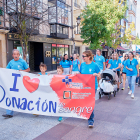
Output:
top-left (121, 54), bottom-right (129, 90)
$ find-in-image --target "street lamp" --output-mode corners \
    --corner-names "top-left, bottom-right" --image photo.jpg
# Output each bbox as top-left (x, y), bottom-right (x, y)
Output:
top-left (76, 16), bottom-right (81, 34)
top-left (71, 16), bottom-right (81, 54)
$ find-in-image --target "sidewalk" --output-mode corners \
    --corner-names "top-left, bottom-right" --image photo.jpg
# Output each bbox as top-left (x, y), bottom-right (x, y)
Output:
top-left (34, 85), bottom-right (140, 140)
top-left (0, 84), bottom-right (140, 140)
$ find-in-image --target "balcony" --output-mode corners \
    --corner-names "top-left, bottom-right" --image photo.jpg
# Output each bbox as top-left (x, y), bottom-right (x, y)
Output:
top-left (50, 24), bottom-right (69, 39)
top-left (74, 3), bottom-right (81, 9)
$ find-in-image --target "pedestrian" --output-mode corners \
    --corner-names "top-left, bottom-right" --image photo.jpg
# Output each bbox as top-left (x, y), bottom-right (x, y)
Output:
top-left (38, 63), bottom-right (48, 75)
top-left (60, 54), bottom-right (72, 75)
top-left (105, 56), bottom-right (109, 67)
top-left (125, 52), bottom-right (139, 99)
top-left (57, 66), bottom-right (64, 122)
top-left (2, 49), bottom-right (30, 118)
top-left (119, 54), bottom-right (124, 84)
top-left (107, 53), bottom-right (121, 92)
top-left (76, 54), bottom-right (81, 65)
top-left (79, 50), bottom-right (100, 128)
top-left (72, 54), bottom-right (80, 74)
top-left (70, 54), bottom-right (73, 61)
top-left (135, 53), bottom-right (140, 85)
top-left (121, 54), bottom-right (129, 90)
top-left (93, 49), bottom-right (106, 90)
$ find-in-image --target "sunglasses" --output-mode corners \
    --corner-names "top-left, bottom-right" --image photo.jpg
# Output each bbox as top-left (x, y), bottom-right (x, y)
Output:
top-left (82, 55), bottom-right (88, 58)
top-left (125, 56), bottom-right (128, 57)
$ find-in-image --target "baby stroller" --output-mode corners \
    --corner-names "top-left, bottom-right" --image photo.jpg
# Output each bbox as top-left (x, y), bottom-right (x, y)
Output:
top-left (99, 69), bottom-right (118, 100)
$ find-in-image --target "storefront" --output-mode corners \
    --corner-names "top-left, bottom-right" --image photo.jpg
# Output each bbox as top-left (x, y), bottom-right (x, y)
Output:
top-left (7, 33), bottom-right (73, 71)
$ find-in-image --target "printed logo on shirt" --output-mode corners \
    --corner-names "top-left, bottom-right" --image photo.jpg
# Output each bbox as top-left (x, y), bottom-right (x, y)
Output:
top-left (89, 69), bottom-right (92, 73)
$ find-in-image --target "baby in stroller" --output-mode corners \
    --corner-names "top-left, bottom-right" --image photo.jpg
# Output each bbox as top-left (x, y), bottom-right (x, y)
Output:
top-left (99, 69), bottom-right (118, 100)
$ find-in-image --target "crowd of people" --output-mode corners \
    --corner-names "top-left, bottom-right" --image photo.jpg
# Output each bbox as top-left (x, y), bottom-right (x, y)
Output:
top-left (2, 48), bottom-right (140, 129)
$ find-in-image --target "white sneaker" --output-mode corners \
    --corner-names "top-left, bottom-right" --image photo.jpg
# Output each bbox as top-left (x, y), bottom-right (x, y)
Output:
top-left (97, 87), bottom-right (100, 90)
top-left (131, 94), bottom-right (134, 99)
top-left (128, 90), bottom-right (132, 95)
top-left (136, 83), bottom-right (138, 85)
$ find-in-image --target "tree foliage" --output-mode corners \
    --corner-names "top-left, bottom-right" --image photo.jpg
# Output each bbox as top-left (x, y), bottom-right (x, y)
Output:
top-left (80, 0), bottom-right (127, 49)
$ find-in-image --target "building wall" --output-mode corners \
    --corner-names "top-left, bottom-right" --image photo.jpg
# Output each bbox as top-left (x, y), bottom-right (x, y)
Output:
top-left (0, 33), bottom-right (7, 68)
top-left (73, 0), bottom-right (89, 57)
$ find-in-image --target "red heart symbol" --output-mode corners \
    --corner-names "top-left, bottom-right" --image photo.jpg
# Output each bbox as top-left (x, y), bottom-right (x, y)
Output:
top-left (50, 74), bottom-right (95, 118)
top-left (23, 76), bottom-right (40, 93)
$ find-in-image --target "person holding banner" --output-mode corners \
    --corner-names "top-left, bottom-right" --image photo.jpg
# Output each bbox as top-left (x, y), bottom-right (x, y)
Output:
top-left (2, 49), bottom-right (30, 118)
top-left (60, 54), bottom-right (72, 75)
top-left (80, 50), bottom-right (100, 128)
top-left (72, 54), bottom-right (80, 74)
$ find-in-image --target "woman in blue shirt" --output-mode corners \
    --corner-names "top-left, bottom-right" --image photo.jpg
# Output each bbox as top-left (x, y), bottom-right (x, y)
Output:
top-left (80, 50), bottom-right (100, 128)
top-left (60, 54), bottom-right (72, 75)
top-left (125, 52), bottom-right (139, 99)
top-left (107, 53), bottom-right (121, 92)
top-left (72, 54), bottom-right (80, 74)
top-left (121, 54), bottom-right (129, 90)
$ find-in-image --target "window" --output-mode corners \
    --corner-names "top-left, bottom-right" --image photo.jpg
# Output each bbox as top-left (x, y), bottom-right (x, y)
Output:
top-left (51, 24), bottom-right (56, 33)
top-left (52, 44), bottom-right (57, 64)
top-left (0, 17), bottom-right (1, 25)
top-left (57, 45), bottom-right (64, 64)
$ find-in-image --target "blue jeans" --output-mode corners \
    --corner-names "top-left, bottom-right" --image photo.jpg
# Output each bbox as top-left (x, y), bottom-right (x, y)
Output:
top-left (127, 76), bottom-right (137, 94)
top-left (88, 89), bottom-right (96, 124)
top-left (136, 77), bottom-right (139, 83)
top-left (6, 109), bottom-right (14, 116)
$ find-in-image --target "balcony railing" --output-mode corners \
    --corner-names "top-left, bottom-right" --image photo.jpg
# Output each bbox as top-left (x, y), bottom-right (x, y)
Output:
top-left (74, 3), bottom-right (81, 9)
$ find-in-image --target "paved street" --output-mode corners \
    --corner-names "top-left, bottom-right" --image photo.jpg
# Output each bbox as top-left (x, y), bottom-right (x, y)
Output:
top-left (0, 83), bottom-right (140, 140)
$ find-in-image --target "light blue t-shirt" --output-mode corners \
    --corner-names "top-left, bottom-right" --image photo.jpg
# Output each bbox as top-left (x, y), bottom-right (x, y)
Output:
top-left (38, 72), bottom-right (48, 75)
top-left (6, 58), bottom-right (29, 70)
top-left (60, 60), bottom-right (72, 68)
top-left (122, 60), bottom-right (127, 73)
top-left (72, 59), bottom-right (80, 71)
top-left (125, 59), bottom-right (138, 76)
top-left (108, 59), bottom-right (121, 71)
top-left (80, 62), bottom-right (100, 89)
top-left (94, 55), bottom-right (105, 70)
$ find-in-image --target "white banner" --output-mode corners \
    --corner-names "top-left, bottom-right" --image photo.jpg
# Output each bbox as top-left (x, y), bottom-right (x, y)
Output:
top-left (0, 68), bottom-right (95, 119)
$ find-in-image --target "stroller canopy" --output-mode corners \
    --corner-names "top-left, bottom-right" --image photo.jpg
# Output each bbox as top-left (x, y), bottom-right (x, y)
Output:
top-left (101, 69), bottom-right (117, 81)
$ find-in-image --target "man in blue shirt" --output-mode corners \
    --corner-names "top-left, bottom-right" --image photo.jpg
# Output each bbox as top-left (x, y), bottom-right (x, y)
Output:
top-left (2, 49), bottom-right (30, 118)
top-left (94, 49), bottom-right (105, 90)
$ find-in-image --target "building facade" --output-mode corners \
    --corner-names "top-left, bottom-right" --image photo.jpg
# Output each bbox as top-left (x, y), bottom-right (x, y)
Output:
top-left (3, 0), bottom-right (74, 71)
top-left (72, 0), bottom-right (90, 58)
top-left (120, 0), bottom-right (137, 52)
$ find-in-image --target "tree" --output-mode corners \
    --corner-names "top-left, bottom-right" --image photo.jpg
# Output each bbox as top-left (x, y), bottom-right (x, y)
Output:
top-left (132, 37), bottom-right (140, 45)
top-left (2, 0), bottom-right (48, 60)
top-left (80, 0), bottom-right (127, 49)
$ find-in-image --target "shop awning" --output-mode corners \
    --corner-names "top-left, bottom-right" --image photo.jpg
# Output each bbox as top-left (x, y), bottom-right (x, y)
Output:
top-left (117, 46), bottom-right (126, 50)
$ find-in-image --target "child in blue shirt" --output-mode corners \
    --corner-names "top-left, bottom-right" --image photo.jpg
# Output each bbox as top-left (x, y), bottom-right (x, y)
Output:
top-left (57, 66), bottom-right (64, 122)
top-left (38, 63), bottom-right (48, 76)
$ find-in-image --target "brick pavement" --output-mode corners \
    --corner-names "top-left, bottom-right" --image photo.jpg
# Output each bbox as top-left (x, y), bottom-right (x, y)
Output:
top-left (34, 85), bottom-right (140, 140)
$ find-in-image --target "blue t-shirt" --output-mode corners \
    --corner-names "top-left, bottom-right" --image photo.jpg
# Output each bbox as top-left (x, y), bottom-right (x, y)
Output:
top-left (80, 62), bottom-right (100, 89)
top-left (38, 72), bottom-right (48, 75)
top-left (60, 60), bottom-right (72, 68)
top-left (72, 59), bottom-right (80, 71)
top-left (94, 55), bottom-right (105, 70)
top-left (6, 58), bottom-right (29, 70)
top-left (122, 60), bottom-right (127, 73)
top-left (125, 59), bottom-right (138, 76)
top-left (108, 59), bottom-right (121, 71)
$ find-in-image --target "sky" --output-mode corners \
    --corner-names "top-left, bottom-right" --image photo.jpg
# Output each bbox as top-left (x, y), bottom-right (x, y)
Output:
top-left (136, 0), bottom-right (140, 37)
